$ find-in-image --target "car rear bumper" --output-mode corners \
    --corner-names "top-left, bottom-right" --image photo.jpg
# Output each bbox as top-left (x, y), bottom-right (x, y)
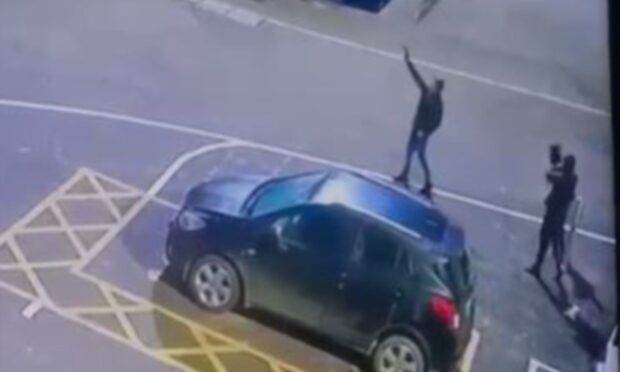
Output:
top-left (427, 298), bottom-right (475, 370)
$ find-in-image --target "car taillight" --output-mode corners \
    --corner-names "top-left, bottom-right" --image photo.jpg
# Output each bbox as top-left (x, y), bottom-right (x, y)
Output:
top-left (429, 295), bottom-right (460, 331)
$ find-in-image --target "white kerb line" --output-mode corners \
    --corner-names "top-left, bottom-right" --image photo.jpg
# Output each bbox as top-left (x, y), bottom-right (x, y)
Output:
top-left (0, 98), bottom-right (613, 245)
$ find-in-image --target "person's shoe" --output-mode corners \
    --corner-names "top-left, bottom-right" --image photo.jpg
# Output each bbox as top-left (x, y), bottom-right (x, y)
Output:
top-left (526, 266), bottom-right (540, 278)
top-left (420, 184), bottom-right (433, 199)
top-left (393, 175), bottom-right (409, 188)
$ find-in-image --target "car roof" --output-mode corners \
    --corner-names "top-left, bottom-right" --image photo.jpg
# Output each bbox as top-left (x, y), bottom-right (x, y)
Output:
top-left (312, 170), bottom-right (454, 242)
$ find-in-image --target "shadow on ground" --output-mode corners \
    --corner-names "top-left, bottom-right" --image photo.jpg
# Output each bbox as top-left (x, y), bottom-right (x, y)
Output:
top-left (535, 268), bottom-right (607, 362)
top-left (153, 266), bottom-right (369, 372)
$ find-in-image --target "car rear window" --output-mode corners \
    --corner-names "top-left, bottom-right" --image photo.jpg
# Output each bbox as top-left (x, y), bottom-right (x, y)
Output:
top-left (314, 173), bottom-right (447, 242)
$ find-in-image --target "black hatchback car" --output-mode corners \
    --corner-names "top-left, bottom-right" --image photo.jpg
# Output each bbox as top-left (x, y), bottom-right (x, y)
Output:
top-left (166, 170), bottom-right (475, 372)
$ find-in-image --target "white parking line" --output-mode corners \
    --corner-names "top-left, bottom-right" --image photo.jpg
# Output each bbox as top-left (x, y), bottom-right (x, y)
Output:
top-left (0, 98), bottom-right (614, 246)
top-left (147, 269), bottom-right (163, 282)
top-left (180, 0), bottom-right (608, 117)
top-left (527, 358), bottom-right (564, 372)
top-left (263, 20), bottom-right (609, 117)
top-left (459, 330), bottom-right (480, 372)
top-left (74, 141), bottom-right (241, 270)
top-left (21, 300), bottom-right (44, 319)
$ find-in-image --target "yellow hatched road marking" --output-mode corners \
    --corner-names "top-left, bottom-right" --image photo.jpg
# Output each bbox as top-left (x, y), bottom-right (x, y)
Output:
top-left (0, 166), bottom-right (480, 372)
top-left (21, 224), bottom-right (117, 234)
top-left (68, 304), bottom-right (152, 315)
top-left (48, 203), bottom-right (88, 257)
top-left (86, 172), bottom-right (123, 222)
top-left (0, 261), bottom-right (78, 270)
top-left (5, 236), bottom-right (52, 303)
top-left (98, 283), bottom-right (144, 346)
top-left (0, 167), bottom-right (306, 372)
top-left (0, 280), bottom-right (196, 372)
top-left (190, 326), bottom-right (229, 372)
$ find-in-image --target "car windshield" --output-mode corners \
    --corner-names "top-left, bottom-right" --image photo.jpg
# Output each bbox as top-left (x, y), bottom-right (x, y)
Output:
top-left (314, 173), bottom-right (447, 243)
top-left (246, 172), bottom-right (325, 216)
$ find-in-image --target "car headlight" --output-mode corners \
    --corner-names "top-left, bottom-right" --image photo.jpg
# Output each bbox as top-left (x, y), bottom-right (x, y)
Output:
top-left (176, 210), bottom-right (207, 231)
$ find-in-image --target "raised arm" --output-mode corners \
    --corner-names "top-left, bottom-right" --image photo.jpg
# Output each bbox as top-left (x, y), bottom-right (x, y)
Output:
top-left (403, 46), bottom-right (427, 91)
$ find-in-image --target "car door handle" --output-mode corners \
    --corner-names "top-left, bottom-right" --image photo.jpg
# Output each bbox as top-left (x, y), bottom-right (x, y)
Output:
top-left (340, 272), bottom-right (348, 279)
top-left (242, 248), bottom-right (256, 257)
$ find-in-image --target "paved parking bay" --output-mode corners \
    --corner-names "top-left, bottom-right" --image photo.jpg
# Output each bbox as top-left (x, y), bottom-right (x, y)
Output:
top-left (0, 106), bottom-right (614, 372)
top-left (0, 0), bottom-right (615, 369)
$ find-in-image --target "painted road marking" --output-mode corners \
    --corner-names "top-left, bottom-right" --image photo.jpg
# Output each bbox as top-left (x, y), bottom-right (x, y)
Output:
top-left (227, 8), bottom-right (265, 27)
top-left (191, 0), bottom-right (264, 26)
top-left (128, 142), bottom-right (483, 372)
top-left (0, 168), bottom-right (304, 372)
top-left (147, 269), bottom-right (162, 282)
top-left (263, 18), bottom-right (609, 117)
top-left (74, 141), bottom-right (241, 271)
top-left (179, 0), bottom-right (608, 116)
top-left (458, 330), bottom-right (480, 372)
top-left (0, 165), bottom-right (483, 372)
top-left (0, 98), bottom-right (613, 246)
top-left (21, 300), bottom-right (43, 319)
top-left (527, 358), bottom-right (564, 372)
top-left (193, 0), bottom-right (233, 15)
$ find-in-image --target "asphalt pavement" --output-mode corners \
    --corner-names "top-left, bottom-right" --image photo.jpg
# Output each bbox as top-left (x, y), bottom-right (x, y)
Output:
top-left (0, 0), bottom-right (614, 239)
top-left (0, 0), bottom-right (615, 371)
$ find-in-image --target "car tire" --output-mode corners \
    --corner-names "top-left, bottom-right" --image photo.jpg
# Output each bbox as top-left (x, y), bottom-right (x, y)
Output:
top-left (187, 255), bottom-right (241, 313)
top-left (372, 335), bottom-right (427, 372)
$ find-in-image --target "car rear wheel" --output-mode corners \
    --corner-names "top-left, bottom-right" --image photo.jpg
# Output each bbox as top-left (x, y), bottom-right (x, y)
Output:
top-left (373, 335), bottom-right (427, 372)
top-left (188, 255), bottom-right (240, 313)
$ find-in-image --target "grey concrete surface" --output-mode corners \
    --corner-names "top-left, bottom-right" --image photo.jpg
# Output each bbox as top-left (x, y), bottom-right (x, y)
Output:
top-left (0, 0), bottom-right (613, 238)
top-left (0, 0), bottom-right (614, 371)
top-left (86, 146), bottom-right (616, 372)
top-left (0, 289), bottom-right (176, 371)
top-left (0, 108), bottom-right (211, 232)
top-left (84, 202), bottom-right (354, 372)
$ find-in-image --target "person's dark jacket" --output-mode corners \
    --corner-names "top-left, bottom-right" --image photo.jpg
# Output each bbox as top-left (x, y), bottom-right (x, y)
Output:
top-left (405, 57), bottom-right (443, 135)
top-left (544, 168), bottom-right (578, 227)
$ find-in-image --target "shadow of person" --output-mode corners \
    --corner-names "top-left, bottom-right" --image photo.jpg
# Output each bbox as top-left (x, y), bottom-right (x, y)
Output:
top-left (535, 276), bottom-right (606, 360)
top-left (566, 264), bottom-right (605, 312)
top-left (536, 276), bottom-right (570, 312)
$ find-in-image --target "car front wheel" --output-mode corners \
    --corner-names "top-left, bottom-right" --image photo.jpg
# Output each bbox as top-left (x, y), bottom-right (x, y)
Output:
top-left (188, 255), bottom-right (241, 313)
top-left (373, 335), bottom-right (427, 372)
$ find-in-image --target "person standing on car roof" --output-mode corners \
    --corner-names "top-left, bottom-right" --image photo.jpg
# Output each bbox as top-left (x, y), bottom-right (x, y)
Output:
top-left (394, 46), bottom-right (444, 199)
top-left (527, 152), bottom-right (578, 279)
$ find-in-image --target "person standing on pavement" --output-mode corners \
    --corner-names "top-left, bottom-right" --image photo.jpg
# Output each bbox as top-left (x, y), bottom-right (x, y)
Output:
top-left (527, 153), bottom-right (578, 279)
top-left (394, 46), bottom-right (444, 198)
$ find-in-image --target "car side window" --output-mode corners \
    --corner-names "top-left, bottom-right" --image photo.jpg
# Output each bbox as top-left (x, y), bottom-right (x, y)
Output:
top-left (273, 207), bottom-right (356, 256)
top-left (354, 224), bottom-right (403, 273)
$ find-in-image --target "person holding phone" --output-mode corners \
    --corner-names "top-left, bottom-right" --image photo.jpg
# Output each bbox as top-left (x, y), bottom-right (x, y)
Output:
top-left (394, 46), bottom-right (445, 199)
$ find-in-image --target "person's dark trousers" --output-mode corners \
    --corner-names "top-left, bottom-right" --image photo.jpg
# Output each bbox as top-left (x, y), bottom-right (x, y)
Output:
top-left (395, 130), bottom-right (432, 194)
top-left (530, 215), bottom-right (564, 277)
